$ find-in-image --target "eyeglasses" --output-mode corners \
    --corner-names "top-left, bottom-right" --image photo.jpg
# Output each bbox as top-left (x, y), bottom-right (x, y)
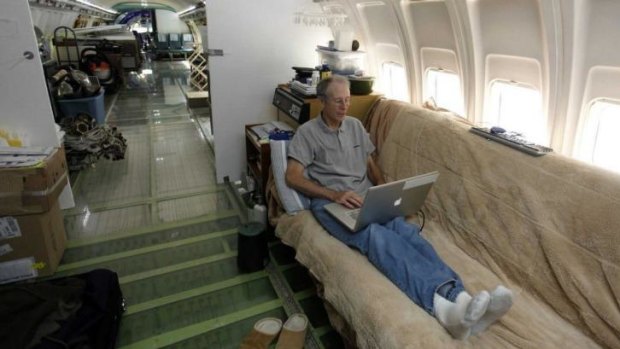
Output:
top-left (328, 97), bottom-right (351, 106)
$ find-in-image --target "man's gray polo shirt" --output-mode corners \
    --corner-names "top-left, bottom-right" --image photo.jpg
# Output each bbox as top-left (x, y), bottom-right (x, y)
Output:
top-left (288, 115), bottom-right (375, 196)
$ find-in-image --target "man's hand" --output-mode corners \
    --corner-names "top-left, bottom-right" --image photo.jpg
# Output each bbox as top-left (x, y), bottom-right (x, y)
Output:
top-left (332, 191), bottom-right (364, 209)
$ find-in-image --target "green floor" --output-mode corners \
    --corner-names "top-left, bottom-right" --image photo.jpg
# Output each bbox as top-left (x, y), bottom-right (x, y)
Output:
top-left (59, 61), bottom-right (344, 348)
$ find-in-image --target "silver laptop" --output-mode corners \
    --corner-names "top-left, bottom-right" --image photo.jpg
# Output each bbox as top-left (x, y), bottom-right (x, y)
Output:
top-left (325, 171), bottom-right (439, 232)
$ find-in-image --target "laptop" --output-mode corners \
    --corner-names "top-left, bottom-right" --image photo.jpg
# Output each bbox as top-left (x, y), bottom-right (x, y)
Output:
top-left (324, 171), bottom-right (439, 232)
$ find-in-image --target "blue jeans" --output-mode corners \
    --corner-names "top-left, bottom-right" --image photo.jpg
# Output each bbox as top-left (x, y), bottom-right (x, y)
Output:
top-left (311, 198), bottom-right (465, 315)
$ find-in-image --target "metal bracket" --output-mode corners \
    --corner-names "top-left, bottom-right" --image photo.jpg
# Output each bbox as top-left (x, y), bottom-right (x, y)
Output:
top-left (204, 49), bottom-right (224, 56)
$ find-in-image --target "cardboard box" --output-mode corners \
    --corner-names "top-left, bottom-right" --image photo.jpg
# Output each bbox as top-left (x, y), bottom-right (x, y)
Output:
top-left (0, 202), bottom-right (67, 284)
top-left (186, 91), bottom-right (210, 108)
top-left (0, 147), bottom-right (68, 215)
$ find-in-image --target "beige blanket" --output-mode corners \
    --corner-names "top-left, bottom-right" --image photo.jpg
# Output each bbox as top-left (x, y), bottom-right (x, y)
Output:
top-left (275, 100), bottom-right (619, 348)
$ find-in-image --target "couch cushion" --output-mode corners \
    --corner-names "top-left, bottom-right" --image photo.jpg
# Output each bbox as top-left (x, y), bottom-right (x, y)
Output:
top-left (378, 103), bottom-right (620, 348)
top-left (273, 98), bottom-right (620, 348)
top-left (276, 211), bottom-right (602, 348)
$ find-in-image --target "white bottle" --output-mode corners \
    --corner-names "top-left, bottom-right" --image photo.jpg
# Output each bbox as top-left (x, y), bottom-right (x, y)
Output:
top-left (246, 175), bottom-right (256, 192)
top-left (311, 70), bottom-right (320, 86)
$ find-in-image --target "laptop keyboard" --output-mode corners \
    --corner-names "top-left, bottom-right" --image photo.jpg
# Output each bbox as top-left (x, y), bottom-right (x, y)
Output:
top-left (347, 209), bottom-right (360, 221)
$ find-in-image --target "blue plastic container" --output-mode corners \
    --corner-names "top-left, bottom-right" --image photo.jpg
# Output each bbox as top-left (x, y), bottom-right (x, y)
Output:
top-left (56, 89), bottom-right (105, 124)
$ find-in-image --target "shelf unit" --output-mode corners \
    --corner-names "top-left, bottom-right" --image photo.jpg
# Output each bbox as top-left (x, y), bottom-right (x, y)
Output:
top-left (245, 124), bottom-right (271, 201)
top-left (275, 84), bottom-right (382, 124)
top-left (189, 50), bottom-right (209, 92)
top-left (73, 24), bottom-right (129, 36)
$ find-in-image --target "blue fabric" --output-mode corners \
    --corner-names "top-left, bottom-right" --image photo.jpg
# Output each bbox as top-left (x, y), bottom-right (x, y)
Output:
top-left (310, 198), bottom-right (465, 314)
top-left (268, 130), bottom-right (294, 140)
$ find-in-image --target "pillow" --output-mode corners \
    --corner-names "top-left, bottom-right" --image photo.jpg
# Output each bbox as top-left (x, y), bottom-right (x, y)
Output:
top-left (270, 140), bottom-right (311, 214)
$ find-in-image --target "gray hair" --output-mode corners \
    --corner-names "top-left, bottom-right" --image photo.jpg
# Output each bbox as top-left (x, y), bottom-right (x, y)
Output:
top-left (316, 75), bottom-right (350, 101)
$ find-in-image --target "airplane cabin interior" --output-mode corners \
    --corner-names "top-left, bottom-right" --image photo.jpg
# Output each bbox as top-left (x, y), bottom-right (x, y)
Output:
top-left (0, 0), bottom-right (619, 348)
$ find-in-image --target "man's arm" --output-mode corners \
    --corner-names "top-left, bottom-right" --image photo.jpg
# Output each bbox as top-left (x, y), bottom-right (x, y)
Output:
top-left (367, 155), bottom-right (385, 186)
top-left (285, 158), bottom-right (363, 209)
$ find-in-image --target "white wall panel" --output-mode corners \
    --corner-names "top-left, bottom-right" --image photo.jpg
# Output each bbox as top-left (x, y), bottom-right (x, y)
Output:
top-left (357, 1), bottom-right (398, 43)
top-left (337, 0), bottom-right (620, 164)
top-left (2, 0), bottom-right (74, 208)
top-left (354, 0), bottom-right (409, 100)
top-left (29, 7), bottom-right (79, 34)
top-left (206, 0), bottom-right (332, 182)
top-left (485, 54), bottom-right (542, 90)
top-left (470, 0), bottom-right (544, 60)
top-left (1, 2), bottom-right (59, 147)
top-left (564, 0), bottom-right (620, 155)
top-left (155, 9), bottom-right (190, 33)
top-left (466, 0), bottom-right (547, 127)
top-left (405, 1), bottom-right (455, 51)
top-left (402, 1), bottom-right (461, 107)
top-left (421, 47), bottom-right (458, 73)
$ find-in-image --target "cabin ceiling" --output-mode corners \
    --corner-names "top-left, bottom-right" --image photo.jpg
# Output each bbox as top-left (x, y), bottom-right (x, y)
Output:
top-left (93, 0), bottom-right (198, 13)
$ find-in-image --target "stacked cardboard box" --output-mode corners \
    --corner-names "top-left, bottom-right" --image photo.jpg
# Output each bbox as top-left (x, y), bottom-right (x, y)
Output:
top-left (0, 148), bottom-right (69, 284)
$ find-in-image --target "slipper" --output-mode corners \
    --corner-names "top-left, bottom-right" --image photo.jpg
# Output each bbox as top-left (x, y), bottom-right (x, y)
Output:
top-left (275, 313), bottom-right (308, 349)
top-left (240, 317), bottom-right (283, 349)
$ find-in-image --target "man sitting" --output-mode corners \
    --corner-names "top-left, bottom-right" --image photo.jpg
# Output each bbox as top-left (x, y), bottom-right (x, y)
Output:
top-left (285, 75), bottom-right (513, 340)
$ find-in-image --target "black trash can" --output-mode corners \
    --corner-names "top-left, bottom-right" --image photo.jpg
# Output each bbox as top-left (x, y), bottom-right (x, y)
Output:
top-left (237, 222), bottom-right (268, 273)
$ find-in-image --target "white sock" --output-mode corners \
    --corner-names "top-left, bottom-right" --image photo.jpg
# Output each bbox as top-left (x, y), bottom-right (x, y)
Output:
top-left (471, 285), bottom-right (513, 335)
top-left (433, 291), bottom-right (490, 340)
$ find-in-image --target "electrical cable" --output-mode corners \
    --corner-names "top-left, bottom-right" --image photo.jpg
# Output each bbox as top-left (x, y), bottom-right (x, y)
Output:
top-left (418, 209), bottom-right (425, 232)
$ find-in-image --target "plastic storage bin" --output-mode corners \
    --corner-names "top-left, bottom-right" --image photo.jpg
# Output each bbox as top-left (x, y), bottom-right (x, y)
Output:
top-left (56, 89), bottom-right (105, 124)
top-left (317, 49), bottom-right (365, 75)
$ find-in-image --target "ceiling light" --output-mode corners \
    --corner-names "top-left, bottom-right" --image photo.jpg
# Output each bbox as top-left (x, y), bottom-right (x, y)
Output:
top-left (75, 0), bottom-right (118, 14)
top-left (177, 6), bottom-right (196, 16)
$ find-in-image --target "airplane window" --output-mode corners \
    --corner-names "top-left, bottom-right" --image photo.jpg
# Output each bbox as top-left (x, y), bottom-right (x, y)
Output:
top-left (381, 62), bottom-right (409, 102)
top-left (577, 100), bottom-right (620, 173)
top-left (425, 68), bottom-right (464, 116)
top-left (486, 80), bottom-right (546, 144)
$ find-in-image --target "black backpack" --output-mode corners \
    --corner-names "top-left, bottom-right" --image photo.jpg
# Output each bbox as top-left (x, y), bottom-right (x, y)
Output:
top-left (39, 269), bottom-right (125, 349)
top-left (0, 269), bottom-right (125, 349)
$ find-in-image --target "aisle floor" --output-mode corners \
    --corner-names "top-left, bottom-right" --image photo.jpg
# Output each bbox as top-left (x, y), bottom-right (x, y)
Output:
top-left (60, 61), bottom-right (344, 349)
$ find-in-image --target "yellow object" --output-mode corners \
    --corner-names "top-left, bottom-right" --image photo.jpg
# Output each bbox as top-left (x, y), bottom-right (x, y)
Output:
top-left (32, 262), bottom-right (47, 270)
top-left (8, 137), bottom-right (22, 147)
top-left (0, 129), bottom-right (23, 147)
